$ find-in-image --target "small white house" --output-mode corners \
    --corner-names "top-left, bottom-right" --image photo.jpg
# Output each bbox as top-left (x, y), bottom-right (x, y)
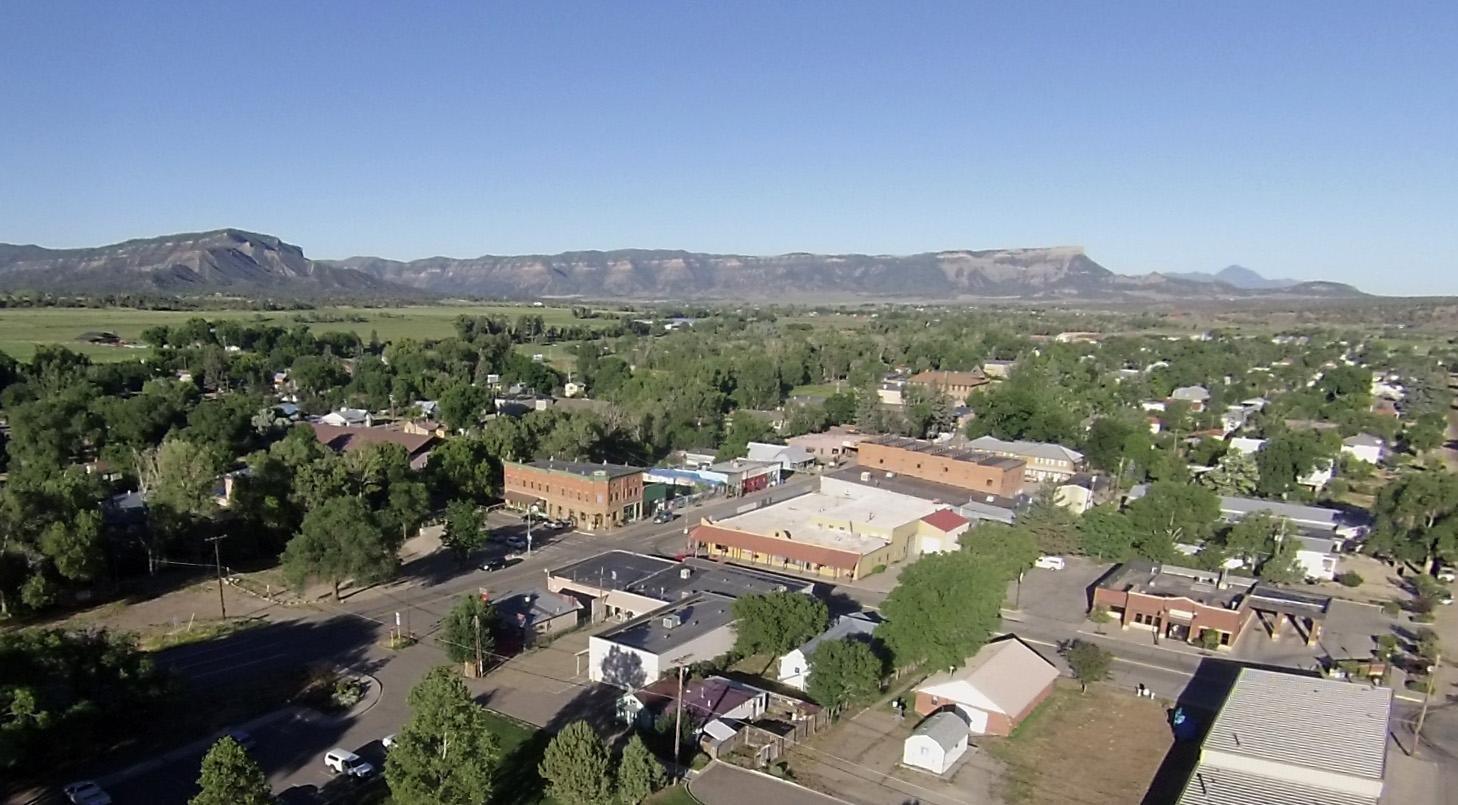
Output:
top-left (1288, 534), bottom-right (1341, 581)
top-left (903, 711), bottom-right (970, 775)
top-left (777, 612), bottom-right (879, 691)
top-left (320, 408), bottom-right (371, 428)
top-left (1227, 437), bottom-right (1265, 456)
top-left (1341, 433), bottom-right (1386, 465)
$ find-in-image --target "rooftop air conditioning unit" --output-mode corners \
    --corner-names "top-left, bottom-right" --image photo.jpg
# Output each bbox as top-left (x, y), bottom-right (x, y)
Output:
top-left (680, 568), bottom-right (692, 580)
top-left (661, 613), bottom-right (682, 629)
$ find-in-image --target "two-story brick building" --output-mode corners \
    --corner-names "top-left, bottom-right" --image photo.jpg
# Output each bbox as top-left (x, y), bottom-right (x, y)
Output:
top-left (857, 436), bottom-right (1026, 498)
top-left (503, 460), bottom-right (645, 531)
top-left (907, 369), bottom-right (990, 405)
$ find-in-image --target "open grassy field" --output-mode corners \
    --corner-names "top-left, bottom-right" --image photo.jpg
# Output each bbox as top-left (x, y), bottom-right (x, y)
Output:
top-left (0, 304), bottom-right (624, 361)
top-left (983, 683), bottom-right (1173, 805)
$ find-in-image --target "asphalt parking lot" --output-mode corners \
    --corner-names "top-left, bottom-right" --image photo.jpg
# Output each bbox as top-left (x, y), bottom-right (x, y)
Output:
top-left (1010, 556), bottom-right (1114, 623)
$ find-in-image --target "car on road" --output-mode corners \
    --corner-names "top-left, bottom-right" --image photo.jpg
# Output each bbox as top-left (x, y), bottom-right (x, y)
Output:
top-left (225, 728), bottom-right (255, 751)
top-left (480, 556), bottom-right (509, 571)
top-left (653, 508), bottom-right (676, 523)
top-left (1034, 555), bottom-right (1067, 571)
top-left (63, 782), bottom-right (111, 805)
top-left (323, 748), bottom-right (375, 778)
top-left (504, 535), bottom-right (529, 549)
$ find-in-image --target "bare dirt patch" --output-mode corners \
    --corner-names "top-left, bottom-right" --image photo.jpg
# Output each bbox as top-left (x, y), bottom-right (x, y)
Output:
top-left (983, 681), bottom-right (1172, 805)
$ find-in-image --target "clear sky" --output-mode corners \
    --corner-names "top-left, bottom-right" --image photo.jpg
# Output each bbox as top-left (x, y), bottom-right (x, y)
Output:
top-left (2, 2), bottom-right (1455, 294)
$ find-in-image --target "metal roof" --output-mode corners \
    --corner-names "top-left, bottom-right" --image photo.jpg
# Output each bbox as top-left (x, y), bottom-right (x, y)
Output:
top-left (1177, 765), bottom-right (1377, 805)
top-left (910, 711), bottom-right (968, 752)
top-left (1201, 668), bottom-right (1391, 781)
top-left (966, 435), bottom-right (1085, 464)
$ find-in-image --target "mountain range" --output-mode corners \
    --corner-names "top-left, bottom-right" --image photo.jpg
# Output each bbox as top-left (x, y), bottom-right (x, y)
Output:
top-left (0, 229), bottom-right (1364, 302)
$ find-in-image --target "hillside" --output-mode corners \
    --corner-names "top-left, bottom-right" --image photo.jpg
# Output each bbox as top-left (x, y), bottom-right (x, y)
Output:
top-left (0, 229), bottom-right (412, 298)
top-left (0, 231), bottom-right (1366, 302)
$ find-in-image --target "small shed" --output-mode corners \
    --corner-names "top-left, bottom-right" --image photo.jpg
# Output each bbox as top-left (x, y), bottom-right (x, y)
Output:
top-left (903, 711), bottom-right (969, 775)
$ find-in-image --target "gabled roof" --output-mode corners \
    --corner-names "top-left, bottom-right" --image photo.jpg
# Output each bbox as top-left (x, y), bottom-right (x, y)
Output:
top-left (916, 637), bottom-right (1059, 715)
top-left (308, 423), bottom-right (435, 457)
top-left (747, 442), bottom-right (814, 465)
top-left (790, 612), bottom-right (880, 660)
top-left (921, 508), bottom-right (971, 532)
top-left (966, 436), bottom-right (1084, 464)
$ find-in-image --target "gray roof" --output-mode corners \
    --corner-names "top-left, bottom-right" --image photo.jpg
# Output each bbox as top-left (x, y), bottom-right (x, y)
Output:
top-left (548, 551), bottom-right (811, 604)
top-left (747, 442), bottom-right (814, 465)
top-left (596, 592), bottom-right (737, 653)
top-left (521, 459), bottom-right (644, 479)
top-left (792, 612), bottom-right (880, 659)
top-left (1343, 433), bottom-right (1384, 447)
top-left (911, 711), bottom-right (968, 752)
top-left (549, 551), bottom-right (677, 591)
top-left (1171, 385), bottom-right (1211, 401)
top-left (1177, 765), bottom-right (1377, 805)
top-left (1218, 496), bottom-right (1346, 529)
top-left (495, 588), bottom-right (581, 627)
top-left (966, 435), bottom-right (1084, 464)
top-left (1200, 668), bottom-right (1391, 781)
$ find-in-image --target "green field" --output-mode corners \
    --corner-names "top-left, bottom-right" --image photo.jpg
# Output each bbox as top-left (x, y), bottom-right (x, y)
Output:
top-left (0, 304), bottom-right (623, 361)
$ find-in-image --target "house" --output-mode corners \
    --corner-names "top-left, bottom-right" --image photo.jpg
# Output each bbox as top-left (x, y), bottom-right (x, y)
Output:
top-left (876, 374), bottom-right (910, 406)
top-left (412, 400), bottom-right (440, 419)
top-left (786, 428), bottom-right (867, 466)
top-left (981, 360), bottom-right (1015, 380)
top-left (401, 418), bottom-right (448, 438)
top-left (1140, 400), bottom-right (1167, 413)
top-left (618, 674), bottom-right (769, 727)
top-left (1170, 386), bottom-right (1211, 411)
top-left (1219, 407), bottom-right (1248, 435)
top-left (493, 589), bottom-right (582, 649)
top-left (907, 369), bottom-right (990, 405)
top-left (746, 442), bottom-right (815, 474)
top-left (563, 381), bottom-right (585, 398)
top-left (1285, 533), bottom-right (1343, 582)
top-left (857, 436), bottom-right (1026, 498)
top-left (1341, 433), bottom-right (1386, 464)
top-left (1176, 668), bottom-right (1392, 805)
top-left (319, 408), bottom-right (371, 428)
top-left (690, 476), bottom-right (948, 581)
top-left (503, 460), bottom-right (645, 531)
top-left (1052, 474), bottom-right (1100, 514)
top-left (965, 436), bottom-right (1084, 483)
top-left (1227, 437), bottom-right (1265, 456)
top-left (701, 458), bottom-right (782, 497)
top-left (913, 637), bottom-right (1059, 736)
top-left (586, 593), bottom-right (740, 686)
top-left (308, 423), bottom-right (436, 470)
top-left (777, 612), bottom-right (880, 691)
top-left (917, 508), bottom-right (971, 554)
top-left (493, 393), bottom-right (553, 417)
top-left (903, 711), bottom-right (970, 775)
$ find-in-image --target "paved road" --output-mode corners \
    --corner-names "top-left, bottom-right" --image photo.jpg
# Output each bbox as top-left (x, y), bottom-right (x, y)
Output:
top-left (691, 761), bottom-right (851, 805)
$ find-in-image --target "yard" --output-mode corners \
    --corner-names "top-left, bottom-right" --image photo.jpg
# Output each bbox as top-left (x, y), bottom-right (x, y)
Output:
top-left (482, 709), bottom-right (561, 805)
top-left (983, 682), bottom-right (1173, 805)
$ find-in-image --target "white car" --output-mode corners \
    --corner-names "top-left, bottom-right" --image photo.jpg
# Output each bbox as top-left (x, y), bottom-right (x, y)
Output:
top-left (383, 733), bottom-right (397, 750)
top-left (63, 782), bottom-right (111, 805)
top-left (323, 748), bottom-right (375, 778)
top-left (1034, 556), bottom-right (1067, 571)
top-left (1437, 566), bottom-right (1456, 583)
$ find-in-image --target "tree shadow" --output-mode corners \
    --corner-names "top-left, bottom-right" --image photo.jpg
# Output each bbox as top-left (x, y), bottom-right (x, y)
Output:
top-left (485, 680), bottom-right (626, 805)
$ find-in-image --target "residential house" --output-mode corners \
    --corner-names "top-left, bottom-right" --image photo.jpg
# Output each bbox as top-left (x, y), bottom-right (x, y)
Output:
top-left (857, 436), bottom-right (1026, 498)
top-left (981, 359), bottom-right (1015, 380)
top-left (1219, 407), bottom-right (1248, 435)
top-left (1341, 433), bottom-right (1386, 465)
top-left (1170, 386), bottom-right (1211, 411)
top-left (907, 369), bottom-right (990, 405)
top-left (965, 436), bottom-right (1084, 483)
top-left (786, 428), bottom-right (868, 466)
top-left (1227, 437), bottom-right (1265, 456)
top-left (401, 418), bottom-right (448, 438)
top-left (777, 612), bottom-right (880, 691)
top-left (503, 460), bottom-right (645, 531)
top-left (494, 588), bottom-right (582, 649)
top-left (913, 637), bottom-right (1059, 736)
top-left (876, 374), bottom-right (910, 406)
top-left (618, 674), bottom-right (768, 727)
top-left (903, 712), bottom-right (970, 775)
top-left (493, 392), bottom-right (553, 417)
top-left (1052, 474), bottom-right (1100, 514)
top-left (319, 407), bottom-right (371, 428)
top-left (308, 423), bottom-right (436, 470)
top-left (1176, 668), bottom-right (1392, 805)
top-left (746, 442), bottom-right (815, 474)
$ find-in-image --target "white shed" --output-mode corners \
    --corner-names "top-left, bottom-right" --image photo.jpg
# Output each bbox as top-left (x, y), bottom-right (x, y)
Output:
top-left (903, 712), bottom-right (969, 775)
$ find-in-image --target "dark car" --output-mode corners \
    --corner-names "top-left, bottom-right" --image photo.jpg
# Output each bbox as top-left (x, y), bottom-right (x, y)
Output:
top-left (653, 509), bottom-right (676, 523)
top-left (481, 556), bottom-right (522, 572)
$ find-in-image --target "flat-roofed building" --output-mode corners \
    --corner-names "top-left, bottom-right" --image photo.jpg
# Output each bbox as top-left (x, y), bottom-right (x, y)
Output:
top-left (965, 436), bottom-right (1085, 483)
top-left (857, 436), bottom-right (1025, 498)
top-left (1177, 668), bottom-right (1392, 805)
top-left (689, 476), bottom-right (954, 581)
top-left (547, 550), bottom-right (811, 622)
top-left (503, 459), bottom-right (644, 531)
top-left (587, 592), bottom-right (738, 687)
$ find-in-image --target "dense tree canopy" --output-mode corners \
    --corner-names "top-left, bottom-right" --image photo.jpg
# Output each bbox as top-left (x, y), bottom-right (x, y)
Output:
top-left (385, 666), bottom-right (501, 805)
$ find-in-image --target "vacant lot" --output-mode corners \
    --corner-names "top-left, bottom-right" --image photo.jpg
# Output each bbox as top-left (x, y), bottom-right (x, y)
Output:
top-left (0, 304), bottom-right (625, 360)
top-left (983, 682), bottom-right (1172, 805)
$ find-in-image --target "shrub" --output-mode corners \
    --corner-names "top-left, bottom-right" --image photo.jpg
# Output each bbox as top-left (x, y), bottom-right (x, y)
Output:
top-left (1336, 571), bottom-right (1363, 588)
top-left (1377, 634), bottom-right (1399, 658)
top-left (330, 677), bottom-right (367, 710)
top-left (1381, 600), bottom-right (1402, 617)
top-left (1197, 629), bottom-right (1222, 650)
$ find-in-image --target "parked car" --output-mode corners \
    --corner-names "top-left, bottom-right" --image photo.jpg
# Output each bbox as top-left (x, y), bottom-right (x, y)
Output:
top-left (1437, 565), bottom-right (1456, 583)
top-left (1034, 555), bottom-right (1067, 571)
top-left (383, 733), bottom-right (397, 750)
top-left (481, 556), bottom-right (522, 572)
top-left (63, 782), bottom-right (111, 805)
top-left (323, 748), bottom-right (375, 778)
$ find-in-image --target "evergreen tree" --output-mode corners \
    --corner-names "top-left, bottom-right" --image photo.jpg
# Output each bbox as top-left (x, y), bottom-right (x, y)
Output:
top-left (615, 734), bottom-right (666, 804)
top-left (191, 736), bottom-right (272, 805)
top-left (539, 720), bottom-right (614, 805)
top-left (385, 666), bottom-right (500, 805)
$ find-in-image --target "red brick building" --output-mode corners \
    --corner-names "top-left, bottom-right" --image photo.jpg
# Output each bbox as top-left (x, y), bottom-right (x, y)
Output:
top-left (857, 436), bottom-right (1026, 498)
top-left (503, 460), bottom-right (644, 532)
top-left (913, 638), bottom-right (1059, 736)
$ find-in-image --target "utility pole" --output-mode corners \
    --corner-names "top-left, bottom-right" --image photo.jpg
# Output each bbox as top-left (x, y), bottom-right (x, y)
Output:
top-left (674, 664), bottom-right (686, 775)
top-left (473, 613), bottom-right (484, 677)
top-left (1414, 651), bottom-right (1440, 756)
top-left (206, 535), bottom-right (227, 620)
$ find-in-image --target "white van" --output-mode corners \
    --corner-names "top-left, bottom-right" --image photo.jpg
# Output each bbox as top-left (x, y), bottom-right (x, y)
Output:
top-left (1034, 555), bottom-right (1067, 571)
top-left (324, 748), bottom-right (375, 778)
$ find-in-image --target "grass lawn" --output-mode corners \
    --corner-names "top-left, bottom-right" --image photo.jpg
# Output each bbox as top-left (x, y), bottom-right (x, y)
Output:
top-left (982, 682), bottom-right (1173, 805)
top-left (787, 383), bottom-right (849, 398)
top-left (645, 785), bottom-right (700, 805)
top-left (482, 709), bottom-right (561, 805)
top-left (0, 304), bottom-right (626, 361)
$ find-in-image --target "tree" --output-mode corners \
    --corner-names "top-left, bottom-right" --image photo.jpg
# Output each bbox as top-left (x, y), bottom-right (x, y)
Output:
top-left (960, 522), bottom-right (1039, 580)
top-left (823, 392), bottom-right (857, 426)
top-left (1255, 431), bottom-right (1332, 497)
top-left (137, 437), bottom-right (221, 516)
top-left (439, 382), bottom-right (489, 432)
top-left (1017, 486), bottom-right (1079, 555)
top-left (1125, 482), bottom-right (1220, 562)
top-left (384, 666), bottom-right (501, 805)
top-left (1062, 639), bottom-right (1111, 693)
top-left (426, 435), bottom-right (502, 502)
top-left (805, 638), bottom-right (884, 710)
top-left (902, 384), bottom-right (953, 439)
top-left (732, 592), bottom-right (828, 656)
top-left (281, 496), bottom-right (397, 600)
top-left (1258, 534), bottom-right (1305, 584)
top-left (616, 734), bottom-right (666, 805)
top-left (1405, 413), bottom-right (1446, 455)
top-left (1083, 417), bottom-right (1135, 472)
top-left (192, 736), bottom-right (272, 805)
top-left (1078, 506), bottom-right (1136, 561)
top-left (1222, 511), bottom-right (1282, 568)
top-left (1367, 471), bottom-right (1458, 572)
top-left (442, 500), bottom-right (487, 562)
top-left (439, 594), bottom-right (494, 667)
top-left (1201, 451), bottom-right (1260, 496)
top-left (539, 720), bottom-right (614, 805)
top-left (878, 552), bottom-right (1006, 671)
top-left (716, 411), bottom-right (775, 461)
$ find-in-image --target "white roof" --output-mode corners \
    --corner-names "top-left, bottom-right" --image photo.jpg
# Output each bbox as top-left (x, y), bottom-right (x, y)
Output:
top-left (1201, 668), bottom-right (1391, 781)
top-left (1226, 437), bottom-right (1265, 455)
top-left (916, 638), bottom-right (1058, 716)
top-left (718, 486), bottom-right (942, 556)
top-left (747, 442), bottom-right (814, 465)
top-left (701, 719), bottom-right (738, 743)
top-left (966, 436), bottom-right (1084, 464)
top-left (910, 711), bottom-right (968, 751)
top-left (1171, 385), bottom-right (1211, 401)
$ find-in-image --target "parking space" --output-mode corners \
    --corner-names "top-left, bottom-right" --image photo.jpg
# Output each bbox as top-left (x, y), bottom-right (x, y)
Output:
top-left (466, 625), bottom-right (620, 730)
top-left (1010, 556), bottom-right (1114, 623)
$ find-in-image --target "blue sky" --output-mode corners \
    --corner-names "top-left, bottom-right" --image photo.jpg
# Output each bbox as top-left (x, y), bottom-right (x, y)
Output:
top-left (1, 2), bottom-right (1455, 294)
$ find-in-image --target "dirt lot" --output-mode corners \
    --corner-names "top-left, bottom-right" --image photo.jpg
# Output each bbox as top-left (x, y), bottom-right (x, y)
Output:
top-left (983, 682), bottom-right (1172, 805)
